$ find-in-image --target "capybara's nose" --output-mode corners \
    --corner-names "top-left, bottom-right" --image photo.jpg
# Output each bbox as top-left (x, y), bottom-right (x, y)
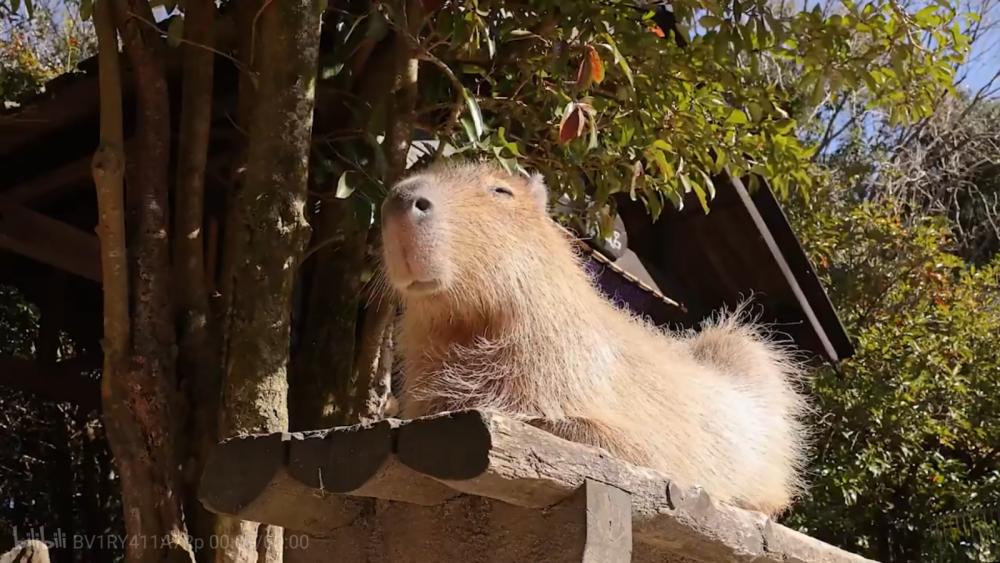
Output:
top-left (414, 196), bottom-right (433, 213)
top-left (384, 184), bottom-right (434, 220)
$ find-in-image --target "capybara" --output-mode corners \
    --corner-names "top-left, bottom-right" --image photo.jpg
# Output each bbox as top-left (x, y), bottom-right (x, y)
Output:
top-left (379, 159), bottom-right (810, 516)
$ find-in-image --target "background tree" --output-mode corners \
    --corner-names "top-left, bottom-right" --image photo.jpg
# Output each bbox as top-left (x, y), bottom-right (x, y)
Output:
top-left (0, 5), bottom-right (119, 563)
top-left (780, 178), bottom-right (1000, 563)
top-left (769, 1), bottom-right (1000, 559)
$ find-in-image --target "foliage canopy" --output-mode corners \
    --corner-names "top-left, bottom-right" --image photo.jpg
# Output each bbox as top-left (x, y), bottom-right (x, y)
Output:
top-left (782, 183), bottom-right (1000, 562)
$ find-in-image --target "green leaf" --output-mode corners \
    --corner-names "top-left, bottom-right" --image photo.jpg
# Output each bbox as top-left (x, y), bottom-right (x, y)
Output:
top-left (167, 16), bottom-right (185, 48)
top-left (774, 118), bottom-right (797, 134)
top-left (862, 70), bottom-right (879, 91)
top-left (914, 5), bottom-right (939, 25)
top-left (700, 15), bottom-right (724, 29)
top-left (692, 179), bottom-right (709, 214)
top-left (653, 150), bottom-right (674, 179)
top-left (699, 169), bottom-right (717, 200)
top-left (810, 75), bottom-right (826, 107)
top-left (80, 0), bottom-right (93, 21)
top-left (336, 171), bottom-right (355, 199)
top-left (891, 47), bottom-right (907, 78)
top-left (587, 118), bottom-right (599, 152)
top-left (460, 117), bottom-right (478, 144)
top-left (726, 109), bottom-right (749, 124)
top-left (462, 88), bottom-right (485, 141)
top-left (679, 172), bottom-right (693, 193)
top-left (663, 189), bottom-right (682, 213)
top-left (496, 127), bottom-right (523, 157)
top-left (601, 32), bottom-right (634, 88)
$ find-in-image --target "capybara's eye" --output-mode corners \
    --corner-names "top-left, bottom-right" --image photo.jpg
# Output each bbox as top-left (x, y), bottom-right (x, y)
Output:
top-left (491, 185), bottom-right (514, 197)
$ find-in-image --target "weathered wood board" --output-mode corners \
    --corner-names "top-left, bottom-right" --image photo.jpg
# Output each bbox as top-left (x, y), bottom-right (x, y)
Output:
top-left (198, 409), bottom-right (877, 563)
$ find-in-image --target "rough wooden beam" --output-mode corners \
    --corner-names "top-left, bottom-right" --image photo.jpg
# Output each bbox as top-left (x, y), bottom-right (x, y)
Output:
top-left (198, 432), bottom-right (367, 536)
top-left (0, 154), bottom-right (98, 205)
top-left (199, 410), bottom-right (879, 563)
top-left (0, 204), bottom-right (102, 282)
top-left (634, 481), bottom-right (771, 561)
top-left (0, 355), bottom-right (101, 411)
top-left (286, 418), bottom-right (460, 505)
top-left (395, 409), bottom-right (672, 511)
top-left (580, 479), bottom-right (633, 563)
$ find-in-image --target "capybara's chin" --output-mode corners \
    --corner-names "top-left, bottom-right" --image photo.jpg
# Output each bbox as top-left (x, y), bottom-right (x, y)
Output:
top-left (381, 226), bottom-right (451, 295)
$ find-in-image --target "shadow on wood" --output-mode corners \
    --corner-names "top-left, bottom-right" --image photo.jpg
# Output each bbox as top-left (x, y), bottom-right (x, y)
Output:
top-left (198, 409), bottom-right (878, 563)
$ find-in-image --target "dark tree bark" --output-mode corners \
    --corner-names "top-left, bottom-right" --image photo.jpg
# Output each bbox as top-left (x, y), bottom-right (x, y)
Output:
top-left (172, 1), bottom-right (221, 561)
top-left (349, 0), bottom-right (425, 424)
top-left (291, 18), bottom-right (411, 431)
top-left (94, 1), bottom-right (194, 563)
top-left (213, 3), bottom-right (262, 559)
top-left (81, 419), bottom-right (105, 563)
top-left (215, 1), bottom-right (323, 563)
top-left (291, 198), bottom-right (369, 429)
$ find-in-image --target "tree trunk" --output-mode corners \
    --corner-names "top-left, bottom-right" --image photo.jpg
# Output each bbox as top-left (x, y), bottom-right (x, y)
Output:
top-left (291, 197), bottom-right (369, 429)
top-left (213, 2), bottom-right (261, 555)
top-left (349, 0), bottom-right (425, 423)
top-left (94, 2), bottom-right (194, 563)
top-left (81, 419), bottom-right (105, 563)
top-left (215, 2), bottom-right (323, 563)
top-left (291, 22), bottom-right (410, 431)
top-left (172, 2), bottom-right (221, 561)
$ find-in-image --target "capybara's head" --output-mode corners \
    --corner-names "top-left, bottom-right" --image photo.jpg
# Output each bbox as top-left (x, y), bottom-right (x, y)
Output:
top-left (380, 160), bottom-right (554, 305)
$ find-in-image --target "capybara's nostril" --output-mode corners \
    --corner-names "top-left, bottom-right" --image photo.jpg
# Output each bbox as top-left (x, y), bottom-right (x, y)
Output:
top-left (415, 197), bottom-right (433, 213)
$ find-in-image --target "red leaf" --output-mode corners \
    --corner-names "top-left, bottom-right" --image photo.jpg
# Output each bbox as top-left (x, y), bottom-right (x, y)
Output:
top-left (586, 44), bottom-right (605, 84)
top-left (559, 103), bottom-right (585, 144)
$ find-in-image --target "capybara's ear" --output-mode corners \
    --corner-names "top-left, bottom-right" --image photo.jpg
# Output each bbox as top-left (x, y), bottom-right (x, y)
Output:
top-left (527, 171), bottom-right (549, 211)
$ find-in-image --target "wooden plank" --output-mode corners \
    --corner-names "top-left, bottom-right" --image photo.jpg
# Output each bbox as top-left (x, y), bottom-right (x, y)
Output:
top-left (199, 410), bottom-right (881, 563)
top-left (632, 482), bottom-right (769, 562)
top-left (0, 204), bottom-right (101, 283)
top-left (0, 155), bottom-right (96, 205)
top-left (394, 410), bottom-right (673, 512)
top-left (198, 432), bottom-right (367, 536)
top-left (581, 479), bottom-right (633, 563)
top-left (286, 418), bottom-right (460, 505)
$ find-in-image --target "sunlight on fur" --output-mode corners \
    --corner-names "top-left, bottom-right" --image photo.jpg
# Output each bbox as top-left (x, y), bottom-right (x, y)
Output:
top-left (379, 159), bottom-right (812, 517)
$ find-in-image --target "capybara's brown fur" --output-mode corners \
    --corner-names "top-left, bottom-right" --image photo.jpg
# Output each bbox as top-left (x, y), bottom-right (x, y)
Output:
top-left (379, 159), bottom-right (810, 516)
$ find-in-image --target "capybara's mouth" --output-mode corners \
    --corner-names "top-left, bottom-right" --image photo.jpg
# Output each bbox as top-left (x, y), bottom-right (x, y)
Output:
top-left (405, 279), bottom-right (442, 295)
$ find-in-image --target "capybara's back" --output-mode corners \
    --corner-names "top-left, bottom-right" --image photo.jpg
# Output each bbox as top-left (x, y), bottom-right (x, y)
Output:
top-left (379, 159), bottom-right (810, 516)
